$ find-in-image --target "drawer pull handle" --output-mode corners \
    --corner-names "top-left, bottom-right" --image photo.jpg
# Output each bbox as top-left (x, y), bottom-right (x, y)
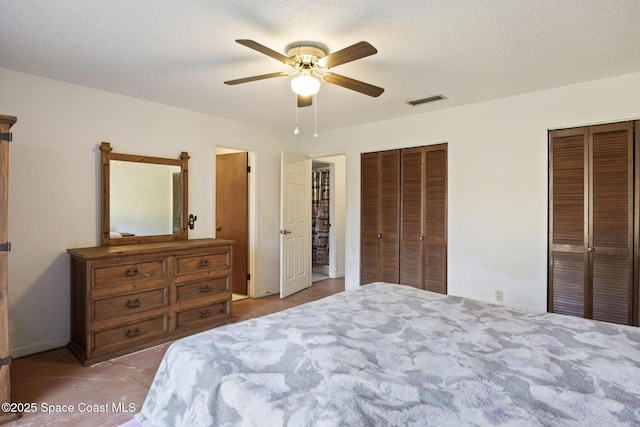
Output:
top-left (219, 307), bottom-right (227, 314)
top-left (198, 310), bottom-right (209, 318)
top-left (198, 285), bottom-right (210, 293)
top-left (124, 268), bottom-right (139, 277)
top-left (125, 298), bottom-right (140, 308)
top-left (198, 259), bottom-right (209, 268)
top-left (125, 327), bottom-right (140, 337)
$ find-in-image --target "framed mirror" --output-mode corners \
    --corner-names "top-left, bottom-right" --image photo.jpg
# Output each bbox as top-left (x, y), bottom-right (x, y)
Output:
top-left (100, 142), bottom-right (189, 246)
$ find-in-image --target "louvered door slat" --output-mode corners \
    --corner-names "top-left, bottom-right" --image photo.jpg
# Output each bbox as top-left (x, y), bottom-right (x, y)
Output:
top-left (592, 255), bottom-right (630, 324)
top-left (552, 135), bottom-right (586, 245)
top-left (551, 252), bottom-right (585, 316)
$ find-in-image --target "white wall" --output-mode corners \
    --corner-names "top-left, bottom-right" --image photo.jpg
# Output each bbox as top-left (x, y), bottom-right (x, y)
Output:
top-left (0, 68), bottom-right (301, 357)
top-left (307, 72), bottom-right (640, 313)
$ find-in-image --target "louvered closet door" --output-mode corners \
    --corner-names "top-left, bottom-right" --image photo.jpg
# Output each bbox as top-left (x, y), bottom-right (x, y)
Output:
top-left (636, 127), bottom-right (640, 326)
top-left (379, 150), bottom-right (400, 283)
top-left (589, 122), bottom-right (634, 325)
top-left (400, 147), bottom-right (423, 287)
top-left (423, 145), bottom-right (447, 293)
top-left (361, 153), bottom-right (381, 284)
top-left (360, 150), bottom-right (400, 284)
top-left (549, 122), bottom-right (635, 326)
top-left (549, 128), bottom-right (588, 317)
top-left (400, 144), bottom-right (447, 293)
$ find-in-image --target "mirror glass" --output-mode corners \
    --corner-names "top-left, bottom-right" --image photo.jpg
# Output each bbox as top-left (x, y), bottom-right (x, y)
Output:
top-left (109, 161), bottom-right (182, 238)
top-left (100, 142), bottom-right (189, 246)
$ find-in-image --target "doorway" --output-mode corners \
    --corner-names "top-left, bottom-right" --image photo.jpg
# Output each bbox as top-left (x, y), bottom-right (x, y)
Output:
top-left (311, 155), bottom-right (346, 282)
top-left (312, 161), bottom-right (330, 282)
top-left (216, 147), bottom-right (250, 300)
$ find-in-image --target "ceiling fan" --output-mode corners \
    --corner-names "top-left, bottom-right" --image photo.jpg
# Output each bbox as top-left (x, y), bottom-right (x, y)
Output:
top-left (224, 39), bottom-right (384, 107)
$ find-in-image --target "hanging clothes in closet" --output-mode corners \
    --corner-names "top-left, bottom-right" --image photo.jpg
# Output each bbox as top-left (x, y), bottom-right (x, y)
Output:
top-left (312, 169), bottom-right (330, 266)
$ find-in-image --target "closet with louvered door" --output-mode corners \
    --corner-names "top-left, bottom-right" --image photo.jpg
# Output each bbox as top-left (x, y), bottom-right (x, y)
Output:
top-left (400, 144), bottom-right (448, 293)
top-left (360, 150), bottom-right (400, 284)
top-left (549, 121), bottom-right (636, 326)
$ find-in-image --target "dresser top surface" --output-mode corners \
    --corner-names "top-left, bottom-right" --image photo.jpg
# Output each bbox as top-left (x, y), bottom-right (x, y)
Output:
top-left (68, 238), bottom-right (234, 260)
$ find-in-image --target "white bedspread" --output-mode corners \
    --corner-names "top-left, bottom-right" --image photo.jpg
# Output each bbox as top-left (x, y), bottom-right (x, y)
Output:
top-left (136, 283), bottom-right (640, 426)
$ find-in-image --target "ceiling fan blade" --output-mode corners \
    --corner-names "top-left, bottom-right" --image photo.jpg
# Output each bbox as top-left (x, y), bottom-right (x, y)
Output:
top-left (224, 72), bottom-right (290, 85)
top-left (297, 95), bottom-right (312, 108)
top-left (317, 41), bottom-right (377, 69)
top-left (322, 73), bottom-right (384, 97)
top-left (236, 39), bottom-right (297, 67)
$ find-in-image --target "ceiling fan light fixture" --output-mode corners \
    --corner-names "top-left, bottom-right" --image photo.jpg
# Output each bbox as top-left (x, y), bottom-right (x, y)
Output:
top-left (291, 74), bottom-right (320, 96)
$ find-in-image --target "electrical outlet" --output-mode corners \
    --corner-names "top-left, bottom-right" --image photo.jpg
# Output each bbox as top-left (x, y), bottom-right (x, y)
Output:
top-left (495, 289), bottom-right (503, 302)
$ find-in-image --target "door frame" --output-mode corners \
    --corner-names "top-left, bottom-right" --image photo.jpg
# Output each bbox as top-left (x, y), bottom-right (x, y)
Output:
top-left (311, 154), bottom-right (346, 279)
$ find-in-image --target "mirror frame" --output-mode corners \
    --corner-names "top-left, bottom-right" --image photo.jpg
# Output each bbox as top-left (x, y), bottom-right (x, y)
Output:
top-left (100, 141), bottom-right (190, 246)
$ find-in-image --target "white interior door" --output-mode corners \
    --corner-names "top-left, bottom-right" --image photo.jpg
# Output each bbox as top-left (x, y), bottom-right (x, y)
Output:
top-left (280, 152), bottom-right (311, 298)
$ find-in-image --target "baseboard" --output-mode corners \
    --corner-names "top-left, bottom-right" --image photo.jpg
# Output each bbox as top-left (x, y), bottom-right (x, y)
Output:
top-left (312, 265), bottom-right (330, 275)
top-left (10, 337), bottom-right (69, 359)
top-left (0, 411), bottom-right (20, 425)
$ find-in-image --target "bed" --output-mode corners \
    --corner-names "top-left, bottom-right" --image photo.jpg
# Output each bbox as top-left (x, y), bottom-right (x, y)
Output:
top-left (133, 282), bottom-right (640, 426)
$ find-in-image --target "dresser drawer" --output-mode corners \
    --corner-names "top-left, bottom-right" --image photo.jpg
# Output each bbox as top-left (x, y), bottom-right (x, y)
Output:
top-left (93, 287), bottom-right (168, 321)
top-left (175, 251), bottom-right (230, 276)
top-left (176, 300), bottom-right (230, 330)
top-left (176, 276), bottom-right (229, 302)
top-left (92, 315), bottom-right (168, 352)
top-left (93, 258), bottom-right (168, 288)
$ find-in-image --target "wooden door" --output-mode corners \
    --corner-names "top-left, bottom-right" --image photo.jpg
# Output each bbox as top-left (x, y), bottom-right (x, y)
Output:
top-left (216, 152), bottom-right (248, 295)
top-left (400, 145), bottom-right (447, 293)
top-left (636, 126), bottom-right (640, 326)
top-left (589, 122), bottom-right (634, 325)
top-left (400, 147), bottom-right (423, 287)
top-left (360, 150), bottom-right (400, 284)
top-left (549, 122), bottom-right (635, 325)
top-left (423, 145), bottom-right (448, 294)
top-left (548, 127), bottom-right (588, 317)
top-left (379, 150), bottom-right (400, 283)
top-left (280, 152), bottom-right (311, 298)
top-left (360, 153), bottom-right (381, 284)
top-left (0, 115), bottom-right (17, 425)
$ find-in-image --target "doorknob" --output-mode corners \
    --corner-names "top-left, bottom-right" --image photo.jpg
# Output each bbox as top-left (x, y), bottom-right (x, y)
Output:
top-left (281, 229), bottom-right (292, 235)
top-left (587, 247), bottom-right (595, 253)
top-left (216, 226), bottom-right (222, 232)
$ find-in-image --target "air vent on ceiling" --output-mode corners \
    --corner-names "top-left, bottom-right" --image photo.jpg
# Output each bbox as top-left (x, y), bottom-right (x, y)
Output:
top-left (407, 95), bottom-right (447, 106)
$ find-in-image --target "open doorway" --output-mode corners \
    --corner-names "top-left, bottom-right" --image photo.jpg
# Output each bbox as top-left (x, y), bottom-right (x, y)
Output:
top-left (216, 147), bottom-right (250, 301)
top-left (311, 155), bottom-right (346, 282)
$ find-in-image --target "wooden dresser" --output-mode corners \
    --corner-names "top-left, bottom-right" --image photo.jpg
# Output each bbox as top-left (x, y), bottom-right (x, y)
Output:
top-left (67, 238), bottom-right (233, 366)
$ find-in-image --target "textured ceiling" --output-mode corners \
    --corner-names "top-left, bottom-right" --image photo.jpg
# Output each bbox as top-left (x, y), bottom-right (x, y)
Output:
top-left (2, 0), bottom-right (640, 135)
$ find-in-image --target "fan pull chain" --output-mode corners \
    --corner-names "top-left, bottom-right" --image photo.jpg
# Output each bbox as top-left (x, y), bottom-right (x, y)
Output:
top-left (313, 93), bottom-right (319, 138)
top-left (293, 95), bottom-right (300, 135)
